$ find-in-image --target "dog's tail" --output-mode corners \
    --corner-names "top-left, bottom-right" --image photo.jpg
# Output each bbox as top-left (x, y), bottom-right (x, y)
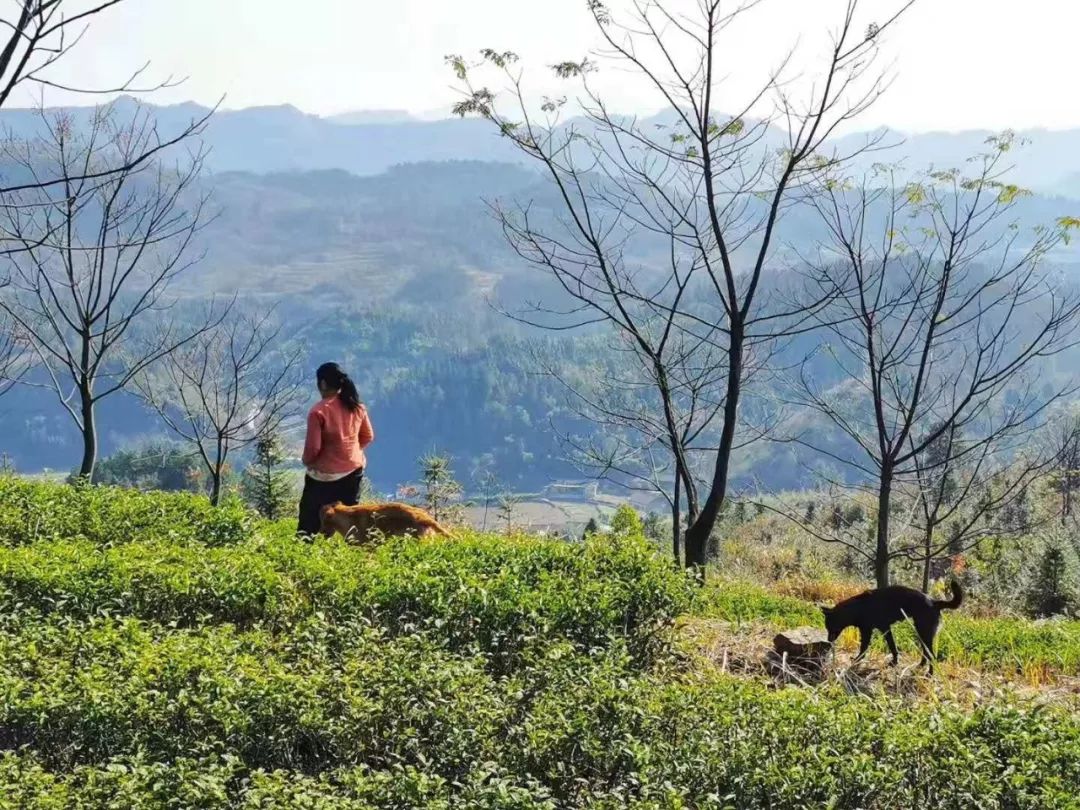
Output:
top-left (932, 579), bottom-right (964, 611)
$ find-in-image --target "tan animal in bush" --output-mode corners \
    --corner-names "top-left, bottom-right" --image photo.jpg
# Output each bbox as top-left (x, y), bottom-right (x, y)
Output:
top-left (318, 501), bottom-right (452, 543)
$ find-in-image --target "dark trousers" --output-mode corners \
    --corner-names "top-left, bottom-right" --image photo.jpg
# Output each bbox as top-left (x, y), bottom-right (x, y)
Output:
top-left (297, 468), bottom-right (364, 536)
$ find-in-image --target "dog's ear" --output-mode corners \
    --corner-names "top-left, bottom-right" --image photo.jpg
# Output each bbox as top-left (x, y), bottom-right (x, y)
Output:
top-left (819, 604), bottom-right (833, 615)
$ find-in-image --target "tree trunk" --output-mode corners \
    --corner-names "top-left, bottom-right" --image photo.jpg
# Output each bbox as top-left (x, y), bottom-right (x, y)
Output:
top-left (672, 473), bottom-right (682, 566)
top-left (684, 332), bottom-right (742, 571)
top-left (920, 524), bottom-right (934, 593)
top-left (77, 385), bottom-right (97, 482)
top-left (210, 441), bottom-right (225, 507)
top-left (210, 470), bottom-right (222, 506)
top-left (682, 462), bottom-right (700, 527)
top-left (875, 464), bottom-right (893, 588)
top-left (264, 457), bottom-right (276, 520)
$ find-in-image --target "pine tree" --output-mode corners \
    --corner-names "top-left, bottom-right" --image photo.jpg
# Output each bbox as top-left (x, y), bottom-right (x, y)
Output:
top-left (582, 517), bottom-right (600, 540)
top-left (420, 453), bottom-right (464, 524)
top-left (1025, 543), bottom-right (1077, 619)
top-left (496, 493), bottom-right (517, 534)
top-left (242, 431), bottom-right (294, 520)
top-left (733, 501), bottom-right (746, 524)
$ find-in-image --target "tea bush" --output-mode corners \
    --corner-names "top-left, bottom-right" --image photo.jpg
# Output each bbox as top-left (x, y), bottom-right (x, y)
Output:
top-left (3, 612), bottom-right (1079, 808)
top-left (2, 480), bottom-right (1080, 808)
top-left (0, 613), bottom-right (509, 776)
top-left (0, 530), bottom-right (694, 667)
top-left (0, 475), bottom-right (250, 547)
top-left (0, 539), bottom-right (301, 629)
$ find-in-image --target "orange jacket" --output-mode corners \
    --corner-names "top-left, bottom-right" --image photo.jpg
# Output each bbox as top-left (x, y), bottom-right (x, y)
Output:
top-left (301, 396), bottom-right (374, 475)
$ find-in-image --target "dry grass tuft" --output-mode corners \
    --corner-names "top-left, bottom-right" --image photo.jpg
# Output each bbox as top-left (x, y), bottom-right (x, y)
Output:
top-left (674, 616), bottom-right (1080, 709)
top-left (772, 576), bottom-right (864, 605)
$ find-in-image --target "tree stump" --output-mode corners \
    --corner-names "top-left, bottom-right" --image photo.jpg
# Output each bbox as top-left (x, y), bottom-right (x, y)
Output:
top-left (766, 626), bottom-right (833, 680)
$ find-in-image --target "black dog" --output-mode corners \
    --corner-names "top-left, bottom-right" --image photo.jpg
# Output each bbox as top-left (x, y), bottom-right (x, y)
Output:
top-left (821, 581), bottom-right (963, 672)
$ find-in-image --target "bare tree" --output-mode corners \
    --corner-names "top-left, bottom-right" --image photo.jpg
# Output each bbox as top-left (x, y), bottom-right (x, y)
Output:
top-left (792, 138), bottom-right (1080, 587)
top-left (2, 0), bottom-right (130, 107)
top-left (0, 1), bottom-right (213, 196)
top-left (1044, 408), bottom-right (1080, 525)
top-left (904, 422), bottom-right (1047, 591)
top-left (0, 281), bottom-right (30, 395)
top-left (536, 324), bottom-right (729, 564)
top-left (133, 307), bottom-right (305, 506)
top-left (450, 0), bottom-right (913, 568)
top-left (0, 104), bottom-right (216, 480)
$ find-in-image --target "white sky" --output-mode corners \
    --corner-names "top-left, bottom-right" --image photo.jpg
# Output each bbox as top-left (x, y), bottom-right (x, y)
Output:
top-left (23, 0), bottom-right (1079, 132)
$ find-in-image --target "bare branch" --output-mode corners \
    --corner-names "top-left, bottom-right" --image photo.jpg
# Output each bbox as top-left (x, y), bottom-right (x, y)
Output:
top-left (789, 137), bottom-right (1080, 585)
top-left (449, 0), bottom-right (914, 568)
top-left (0, 100), bottom-right (214, 479)
top-left (132, 305), bottom-right (306, 505)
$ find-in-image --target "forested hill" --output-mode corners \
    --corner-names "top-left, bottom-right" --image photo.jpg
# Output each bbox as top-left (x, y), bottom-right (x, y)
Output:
top-left (179, 161), bottom-right (1080, 308)
top-left (3, 100), bottom-right (1080, 496)
top-left (179, 162), bottom-right (556, 308)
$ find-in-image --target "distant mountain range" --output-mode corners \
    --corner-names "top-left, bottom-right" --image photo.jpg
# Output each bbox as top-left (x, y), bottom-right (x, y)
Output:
top-left (2, 97), bottom-right (1080, 198)
top-left (2, 97), bottom-right (1080, 487)
top-left (0, 97), bottom-right (522, 176)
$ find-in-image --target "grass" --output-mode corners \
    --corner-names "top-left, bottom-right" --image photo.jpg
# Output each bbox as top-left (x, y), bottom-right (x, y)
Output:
top-left (694, 576), bottom-right (1080, 681)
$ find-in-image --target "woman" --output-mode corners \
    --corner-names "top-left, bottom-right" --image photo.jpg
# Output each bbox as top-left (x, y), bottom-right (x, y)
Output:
top-left (297, 362), bottom-right (375, 535)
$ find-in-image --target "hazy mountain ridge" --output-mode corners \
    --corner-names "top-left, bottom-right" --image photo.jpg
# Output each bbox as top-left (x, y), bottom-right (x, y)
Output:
top-left (3, 98), bottom-right (1080, 196)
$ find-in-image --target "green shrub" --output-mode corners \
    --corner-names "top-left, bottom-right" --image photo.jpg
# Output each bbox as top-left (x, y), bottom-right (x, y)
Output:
top-left (0, 529), bottom-right (693, 668)
top-left (0, 613), bottom-right (508, 776)
top-left (0, 752), bottom-right (560, 809)
top-left (0, 539), bottom-right (303, 629)
top-left (4, 482), bottom-right (1080, 808)
top-left (1025, 542), bottom-right (1078, 619)
top-left (4, 612), bottom-right (1079, 809)
top-left (0, 752), bottom-right (241, 809)
top-left (95, 440), bottom-right (209, 493)
top-left (620, 678), bottom-right (1080, 809)
top-left (294, 531), bottom-right (693, 666)
top-left (0, 476), bottom-right (251, 547)
top-left (611, 504), bottom-right (643, 536)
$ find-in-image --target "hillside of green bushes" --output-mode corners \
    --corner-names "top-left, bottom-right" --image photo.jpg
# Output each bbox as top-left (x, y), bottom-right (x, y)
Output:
top-left (1, 477), bottom-right (1079, 808)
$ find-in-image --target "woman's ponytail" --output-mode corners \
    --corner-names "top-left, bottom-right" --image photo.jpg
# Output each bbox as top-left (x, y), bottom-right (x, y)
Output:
top-left (316, 362), bottom-right (363, 412)
top-left (338, 374), bottom-right (362, 411)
